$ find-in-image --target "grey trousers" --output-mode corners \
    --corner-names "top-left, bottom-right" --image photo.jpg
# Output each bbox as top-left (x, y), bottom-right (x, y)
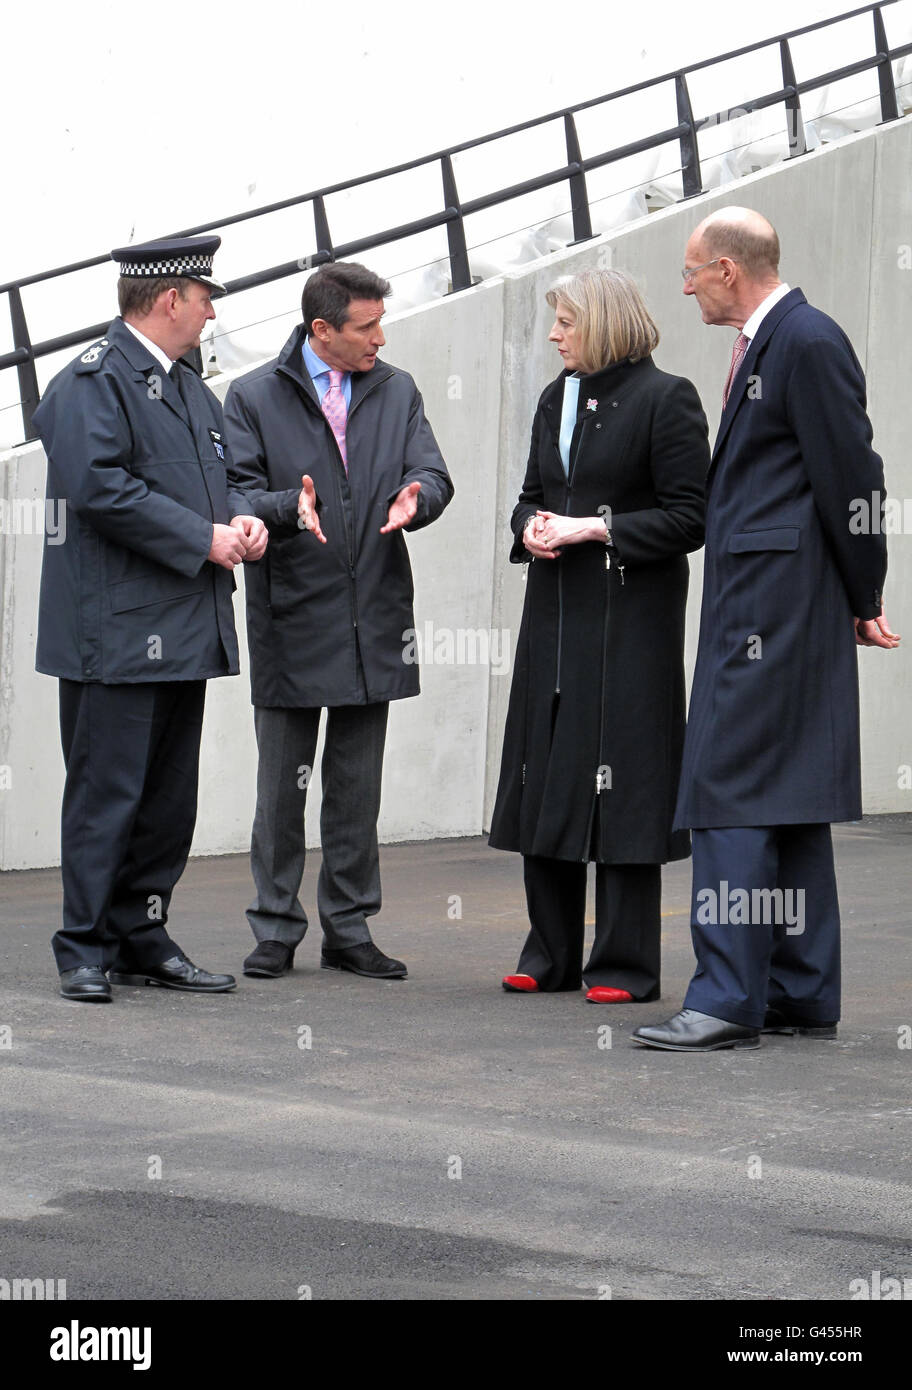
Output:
top-left (247, 703), bottom-right (389, 950)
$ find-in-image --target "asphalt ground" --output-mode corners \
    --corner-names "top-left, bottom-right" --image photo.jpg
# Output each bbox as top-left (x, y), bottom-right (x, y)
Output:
top-left (1, 818), bottom-right (910, 1313)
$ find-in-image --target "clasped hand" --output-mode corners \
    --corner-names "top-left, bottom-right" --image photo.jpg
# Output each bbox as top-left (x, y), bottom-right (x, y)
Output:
top-left (208, 515), bottom-right (268, 569)
top-left (523, 510), bottom-right (604, 559)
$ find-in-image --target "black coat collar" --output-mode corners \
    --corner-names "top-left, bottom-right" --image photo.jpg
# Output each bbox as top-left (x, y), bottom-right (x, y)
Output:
top-left (275, 322), bottom-right (394, 412)
top-left (541, 353), bottom-right (651, 410)
top-left (541, 355), bottom-right (653, 447)
top-left (109, 316), bottom-right (164, 372)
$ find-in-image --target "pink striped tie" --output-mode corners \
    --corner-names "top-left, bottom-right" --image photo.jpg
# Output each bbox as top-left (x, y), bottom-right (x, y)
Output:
top-left (321, 369), bottom-right (348, 472)
top-left (722, 332), bottom-right (749, 410)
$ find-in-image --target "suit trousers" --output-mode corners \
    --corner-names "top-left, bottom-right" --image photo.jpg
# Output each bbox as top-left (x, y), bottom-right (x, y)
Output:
top-left (682, 824), bottom-right (841, 1028)
top-left (517, 856), bottom-right (662, 997)
top-left (53, 679), bottom-right (202, 971)
top-left (246, 702), bottom-right (389, 950)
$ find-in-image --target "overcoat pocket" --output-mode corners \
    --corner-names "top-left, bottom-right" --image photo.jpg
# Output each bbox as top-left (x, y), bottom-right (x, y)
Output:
top-left (728, 527), bottom-right (799, 553)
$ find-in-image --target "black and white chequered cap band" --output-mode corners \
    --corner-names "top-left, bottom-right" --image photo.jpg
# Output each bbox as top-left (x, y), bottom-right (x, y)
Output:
top-left (110, 235), bottom-right (226, 295)
top-left (117, 253), bottom-right (214, 277)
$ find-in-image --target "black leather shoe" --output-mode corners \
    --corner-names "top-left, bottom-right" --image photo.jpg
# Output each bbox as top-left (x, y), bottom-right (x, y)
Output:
top-left (243, 941), bottom-right (294, 978)
top-left (320, 942), bottom-right (407, 979)
top-left (762, 1006), bottom-right (837, 1038)
top-left (59, 966), bottom-right (112, 1003)
top-left (109, 954), bottom-right (236, 993)
top-left (632, 1008), bottom-right (760, 1051)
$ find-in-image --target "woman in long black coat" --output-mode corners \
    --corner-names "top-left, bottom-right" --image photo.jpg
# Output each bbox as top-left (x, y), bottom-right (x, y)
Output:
top-left (489, 267), bottom-right (710, 1003)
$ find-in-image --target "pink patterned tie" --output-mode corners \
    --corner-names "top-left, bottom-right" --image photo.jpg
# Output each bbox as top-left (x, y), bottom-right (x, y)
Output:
top-left (722, 332), bottom-right (749, 410)
top-left (321, 369), bottom-right (348, 472)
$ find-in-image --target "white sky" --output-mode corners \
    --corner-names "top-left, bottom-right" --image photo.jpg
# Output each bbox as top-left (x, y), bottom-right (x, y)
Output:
top-left (3, 0), bottom-right (909, 442)
top-left (4, 0), bottom-right (875, 277)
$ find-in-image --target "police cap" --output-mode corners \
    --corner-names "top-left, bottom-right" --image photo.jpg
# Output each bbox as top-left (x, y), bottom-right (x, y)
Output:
top-left (110, 235), bottom-right (226, 297)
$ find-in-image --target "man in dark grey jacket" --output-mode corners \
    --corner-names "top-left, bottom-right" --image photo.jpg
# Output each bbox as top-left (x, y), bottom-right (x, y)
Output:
top-left (224, 262), bottom-right (453, 981)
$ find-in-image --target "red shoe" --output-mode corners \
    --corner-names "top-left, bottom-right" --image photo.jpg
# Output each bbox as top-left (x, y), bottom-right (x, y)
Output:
top-left (502, 974), bottom-right (539, 993)
top-left (586, 986), bottom-right (634, 1003)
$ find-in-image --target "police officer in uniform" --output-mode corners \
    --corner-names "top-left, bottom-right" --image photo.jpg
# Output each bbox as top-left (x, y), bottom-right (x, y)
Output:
top-left (34, 235), bottom-right (268, 1002)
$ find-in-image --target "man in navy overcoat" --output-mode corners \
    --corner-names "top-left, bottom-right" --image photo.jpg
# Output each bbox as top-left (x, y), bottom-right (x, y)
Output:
top-left (634, 207), bottom-right (900, 1052)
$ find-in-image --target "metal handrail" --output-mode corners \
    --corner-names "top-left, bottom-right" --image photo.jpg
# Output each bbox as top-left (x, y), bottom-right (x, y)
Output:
top-left (2, 0), bottom-right (908, 442)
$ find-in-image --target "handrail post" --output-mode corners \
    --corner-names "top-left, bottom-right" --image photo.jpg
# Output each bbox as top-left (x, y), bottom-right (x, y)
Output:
top-left (873, 5), bottom-right (899, 122)
top-left (441, 155), bottom-right (472, 292)
top-left (312, 196), bottom-right (334, 265)
top-left (675, 73), bottom-right (704, 199)
top-left (564, 113), bottom-right (594, 243)
top-left (780, 39), bottom-right (808, 157)
top-left (8, 288), bottom-right (41, 441)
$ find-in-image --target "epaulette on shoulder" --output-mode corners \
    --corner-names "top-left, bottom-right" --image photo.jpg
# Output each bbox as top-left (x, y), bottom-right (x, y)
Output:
top-left (73, 338), bottom-right (112, 373)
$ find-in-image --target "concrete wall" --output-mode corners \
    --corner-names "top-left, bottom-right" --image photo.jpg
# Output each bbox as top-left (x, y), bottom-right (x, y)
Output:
top-left (1, 115), bottom-right (910, 870)
top-left (484, 119), bottom-right (912, 827)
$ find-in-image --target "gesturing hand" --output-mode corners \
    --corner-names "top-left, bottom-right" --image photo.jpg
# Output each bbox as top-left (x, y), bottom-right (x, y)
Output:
top-left (231, 514), bottom-right (268, 562)
top-left (855, 612), bottom-right (901, 648)
top-left (298, 474), bottom-right (327, 543)
top-left (209, 523), bottom-right (248, 570)
top-left (381, 481), bottom-right (421, 533)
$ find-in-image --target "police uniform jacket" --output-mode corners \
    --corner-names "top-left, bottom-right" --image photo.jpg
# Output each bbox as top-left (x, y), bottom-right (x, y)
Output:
top-left (674, 289), bottom-right (888, 829)
top-left (223, 323), bottom-right (453, 708)
top-left (34, 318), bottom-right (242, 683)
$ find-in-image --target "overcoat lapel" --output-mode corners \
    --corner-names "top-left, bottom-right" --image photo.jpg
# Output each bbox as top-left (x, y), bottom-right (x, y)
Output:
top-left (570, 358), bottom-right (647, 480)
top-left (174, 360), bottom-right (224, 515)
top-left (110, 319), bottom-right (192, 430)
top-left (540, 359), bottom-right (645, 480)
top-left (711, 288), bottom-right (806, 464)
top-left (539, 377), bottom-right (566, 478)
top-left (158, 367), bottom-right (191, 429)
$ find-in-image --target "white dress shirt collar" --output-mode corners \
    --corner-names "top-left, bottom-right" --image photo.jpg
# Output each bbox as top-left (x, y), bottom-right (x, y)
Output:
top-left (742, 283), bottom-right (791, 341)
top-left (124, 321), bottom-right (175, 376)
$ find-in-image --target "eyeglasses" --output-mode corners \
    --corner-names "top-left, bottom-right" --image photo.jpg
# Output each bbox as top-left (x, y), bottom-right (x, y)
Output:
top-left (681, 258), bottom-right (721, 282)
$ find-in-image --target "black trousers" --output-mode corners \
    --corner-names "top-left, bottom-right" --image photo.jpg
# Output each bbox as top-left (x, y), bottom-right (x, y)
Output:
top-left (517, 855), bottom-right (662, 998)
top-left (53, 679), bottom-right (205, 972)
top-left (683, 825), bottom-right (840, 1028)
top-left (246, 703), bottom-right (389, 950)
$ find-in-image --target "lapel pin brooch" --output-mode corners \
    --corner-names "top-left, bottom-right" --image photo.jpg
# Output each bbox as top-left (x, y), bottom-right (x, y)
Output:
top-left (586, 398), bottom-right (598, 412)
